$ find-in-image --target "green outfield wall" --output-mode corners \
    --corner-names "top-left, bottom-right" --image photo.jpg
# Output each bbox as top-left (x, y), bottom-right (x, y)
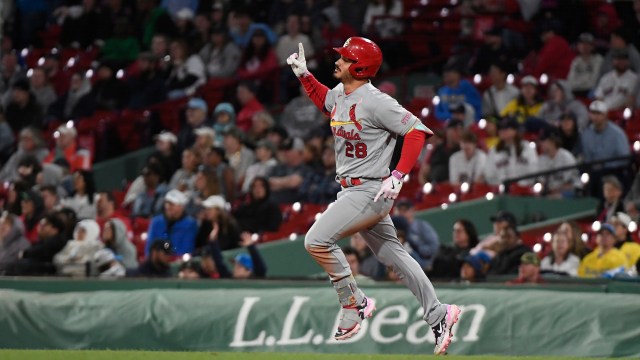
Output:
top-left (0, 286), bottom-right (637, 357)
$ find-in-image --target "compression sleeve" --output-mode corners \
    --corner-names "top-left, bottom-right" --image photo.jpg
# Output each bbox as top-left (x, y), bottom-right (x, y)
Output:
top-left (395, 128), bottom-right (427, 175)
top-left (299, 73), bottom-right (330, 115)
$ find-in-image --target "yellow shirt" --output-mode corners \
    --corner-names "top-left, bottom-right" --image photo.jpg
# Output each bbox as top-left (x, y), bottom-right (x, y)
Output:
top-left (620, 242), bottom-right (640, 268)
top-left (578, 248), bottom-right (628, 278)
top-left (500, 99), bottom-right (543, 124)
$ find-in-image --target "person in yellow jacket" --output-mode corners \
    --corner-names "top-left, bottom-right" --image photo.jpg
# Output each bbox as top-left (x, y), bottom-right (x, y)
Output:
top-left (610, 212), bottom-right (640, 269)
top-left (578, 223), bottom-right (627, 278)
top-left (500, 75), bottom-right (544, 130)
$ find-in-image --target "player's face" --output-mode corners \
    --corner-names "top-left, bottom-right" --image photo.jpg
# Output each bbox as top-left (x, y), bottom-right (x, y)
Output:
top-left (334, 56), bottom-right (354, 81)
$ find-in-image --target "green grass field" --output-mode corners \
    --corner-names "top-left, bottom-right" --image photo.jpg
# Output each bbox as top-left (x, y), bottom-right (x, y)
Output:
top-left (0, 350), bottom-right (610, 360)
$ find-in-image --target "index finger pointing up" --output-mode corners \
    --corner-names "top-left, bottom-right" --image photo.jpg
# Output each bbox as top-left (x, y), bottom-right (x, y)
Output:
top-left (298, 42), bottom-right (305, 59)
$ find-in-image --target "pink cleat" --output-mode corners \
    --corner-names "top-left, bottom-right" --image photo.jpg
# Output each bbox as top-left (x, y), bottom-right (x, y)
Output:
top-left (334, 296), bottom-right (376, 340)
top-left (433, 304), bottom-right (462, 355)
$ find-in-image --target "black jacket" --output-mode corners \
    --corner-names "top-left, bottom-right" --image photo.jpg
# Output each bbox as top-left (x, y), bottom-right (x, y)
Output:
top-left (233, 199), bottom-right (282, 233)
top-left (489, 243), bottom-right (532, 275)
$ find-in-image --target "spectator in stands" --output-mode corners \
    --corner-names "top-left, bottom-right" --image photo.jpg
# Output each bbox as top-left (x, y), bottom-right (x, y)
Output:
top-left (131, 240), bottom-right (172, 278)
top-left (6, 214), bottom-right (68, 276)
top-left (101, 218), bottom-right (137, 269)
top-left (153, 131), bottom-right (180, 175)
top-left (488, 224), bottom-right (531, 275)
top-left (482, 62), bottom-right (519, 118)
top-left (53, 219), bottom-right (102, 277)
top-left (19, 190), bottom-right (45, 243)
top-left (134, 0), bottom-right (177, 49)
top-left (279, 85), bottom-right (326, 140)
top-left (91, 61), bottom-right (130, 111)
top-left (459, 252), bottom-right (491, 283)
top-left (29, 67), bottom-right (57, 115)
top-left (0, 212), bottom-right (29, 273)
top-left (532, 21), bottom-right (575, 79)
top-left (435, 63), bottom-right (482, 122)
top-left (40, 185), bottom-right (61, 214)
top-left (507, 252), bottom-right (543, 284)
top-left (301, 145), bottom-right (341, 204)
top-left (56, 207), bottom-right (78, 242)
top-left (229, 9), bottom-right (277, 49)
top-left (235, 82), bottom-right (265, 133)
top-left (594, 48), bottom-right (638, 111)
top-left (624, 171), bottom-right (640, 222)
top-left (537, 129), bottom-right (580, 198)
top-left (268, 137), bottom-right (310, 204)
top-left (581, 101), bottom-right (630, 170)
top-left (319, 6), bottom-right (357, 53)
top-left (101, 16), bottom-right (141, 65)
top-left (15, 155), bottom-right (42, 188)
top-left (195, 195), bottom-right (240, 251)
top-left (558, 112), bottom-right (583, 159)
top-left (0, 109), bottom-right (14, 164)
top-left (241, 140), bottom-right (278, 194)
top-left (47, 72), bottom-right (94, 121)
top-left (177, 98), bottom-right (212, 153)
top-left (234, 177), bottom-right (282, 234)
top-left (567, 33), bottom-right (603, 97)
top-left (343, 246), bottom-right (373, 283)
top-left (60, 170), bottom-right (96, 220)
top-left (448, 131), bottom-right (487, 185)
top-left (169, 147), bottom-right (201, 193)
top-left (276, 14), bottom-right (316, 102)
top-left (0, 128), bottom-right (47, 183)
top-left (348, 232), bottom-right (385, 280)
top-left (165, 39), bottom-right (206, 99)
top-left (500, 76), bottom-right (543, 126)
top-left (56, 0), bottom-right (111, 48)
top-left (237, 28), bottom-right (279, 82)
top-left (541, 231), bottom-right (580, 276)
top-left (127, 52), bottom-right (167, 109)
top-left (539, 80), bottom-right (589, 130)
top-left (608, 212), bottom-right (640, 270)
top-left (95, 192), bottom-right (131, 232)
top-left (481, 117), bottom-right (538, 186)
top-left (212, 102), bottom-right (236, 146)
top-left (248, 111), bottom-right (274, 146)
top-left (223, 127), bottom-right (255, 187)
top-left (132, 163), bottom-right (168, 218)
top-left (393, 200), bottom-right (440, 272)
top-left (470, 26), bottom-right (517, 75)
top-left (232, 235), bottom-right (268, 279)
top-left (190, 165), bottom-right (220, 213)
top-left (578, 223), bottom-right (628, 278)
top-left (199, 25), bottom-right (242, 79)
top-left (420, 119), bottom-right (462, 184)
top-left (5, 79), bottom-right (43, 133)
top-left (93, 248), bottom-right (126, 278)
top-left (430, 219), bottom-right (480, 279)
top-left (205, 147), bottom-right (236, 203)
top-left (362, 0), bottom-right (403, 39)
top-left (600, 28), bottom-right (640, 76)
top-left (145, 190), bottom-right (197, 257)
top-left (43, 124), bottom-right (91, 172)
top-left (0, 51), bottom-right (25, 94)
top-left (470, 211), bottom-right (517, 260)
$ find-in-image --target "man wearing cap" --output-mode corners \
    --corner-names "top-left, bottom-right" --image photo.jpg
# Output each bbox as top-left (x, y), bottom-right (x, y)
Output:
top-left (5, 79), bottom-right (43, 133)
top-left (507, 252), bottom-right (543, 284)
top-left (448, 130), bottom-right (486, 185)
top-left (568, 33), bottom-right (604, 96)
top-left (178, 97), bottom-right (212, 153)
top-left (581, 100), bottom-right (630, 170)
top-left (268, 137), bottom-right (311, 204)
top-left (538, 128), bottom-right (580, 198)
top-left (419, 118), bottom-right (462, 184)
top-left (482, 62), bottom-right (519, 117)
top-left (600, 29), bottom-right (640, 77)
top-left (145, 189), bottom-right (198, 257)
top-left (578, 223), bottom-right (628, 278)
top-left (43, 124), bottom-right (92, 172)
top-left (199, 25), bottom-right (242, 79)
top-left (609, 212), bottom-right (640, 269)
top-left (131, 240), bottom-right (173, 278)
top-left (471, 210), bottom-right (518, 259)
top-left (241, 140), bottom-right (278, 193)
top-left (435, 62), bottom-right (482, 122)
top-left (597, 175), bottom-right (625, 222)
top-left (488, 223), bottom-right (532, 275)
top-left (132, 163), bottom-right (169, 218)
top-left (594, 48), bottom-right (638, 111)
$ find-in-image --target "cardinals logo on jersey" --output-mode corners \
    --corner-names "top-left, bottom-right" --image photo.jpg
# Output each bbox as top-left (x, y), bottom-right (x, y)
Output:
top-left (330, 102), bottom-right (363, 131)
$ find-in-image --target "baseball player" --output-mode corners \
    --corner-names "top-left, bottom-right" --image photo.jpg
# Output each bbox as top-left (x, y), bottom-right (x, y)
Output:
top-left (287, 37), bottom-right (461, 355)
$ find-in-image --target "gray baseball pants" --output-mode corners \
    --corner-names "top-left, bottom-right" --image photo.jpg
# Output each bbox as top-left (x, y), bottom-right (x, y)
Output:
top-left (304, 179), bottom-right (447, 326)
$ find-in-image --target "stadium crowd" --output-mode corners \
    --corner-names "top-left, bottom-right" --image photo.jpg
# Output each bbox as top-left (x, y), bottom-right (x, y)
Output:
top-left (0, 0), bottom-right (639, 281)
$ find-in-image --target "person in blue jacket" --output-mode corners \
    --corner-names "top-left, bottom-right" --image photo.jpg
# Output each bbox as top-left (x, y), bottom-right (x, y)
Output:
top-left (435, 62), bottom-right (482, 122)
top-left (145, 189), bottom-right (198, 257)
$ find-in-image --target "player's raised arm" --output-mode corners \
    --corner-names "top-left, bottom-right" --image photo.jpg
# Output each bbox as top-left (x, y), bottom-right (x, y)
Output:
top-left (287, 43), bottom-right (331, 115)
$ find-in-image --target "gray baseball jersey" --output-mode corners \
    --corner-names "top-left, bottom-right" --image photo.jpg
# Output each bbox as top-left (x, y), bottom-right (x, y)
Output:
top-left (325, 82), bottom-right (421, 179)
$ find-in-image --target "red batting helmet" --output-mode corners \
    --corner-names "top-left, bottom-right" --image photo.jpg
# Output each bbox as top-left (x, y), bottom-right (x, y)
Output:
top-left (333, 37), bottom-right (383, 79)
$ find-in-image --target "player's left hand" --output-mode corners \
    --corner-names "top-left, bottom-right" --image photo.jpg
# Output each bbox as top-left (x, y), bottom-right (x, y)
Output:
top-left (374, 171), bottom-right (404, 202)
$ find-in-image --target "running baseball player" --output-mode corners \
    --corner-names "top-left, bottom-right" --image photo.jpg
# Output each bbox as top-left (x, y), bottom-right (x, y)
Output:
top-left (287, 37), bottom-right (461, 355)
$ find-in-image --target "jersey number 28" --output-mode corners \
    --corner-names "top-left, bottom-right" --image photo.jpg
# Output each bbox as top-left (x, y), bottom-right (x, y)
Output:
top-left (345, 142), bottom-right (367, 158)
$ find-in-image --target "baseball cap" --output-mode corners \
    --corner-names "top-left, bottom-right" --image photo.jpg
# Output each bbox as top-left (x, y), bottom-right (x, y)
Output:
top-left (234, 253), bottom-right (253, 272)
top-left (154, 131), bottom-right (177, 144)
top-left (150, 240), bottom-right (173, 254)
top-left (598, 223), bottom-right (616, 235)
top-left (214, 102), bottom-right (235, 116)
top-left (255, 139), bottom-right (277, 154)
top-left (202, 195), bottom-right (226, 209)
top-left (520, 252), bottom-right (540, 266)
top-left (194, 127), bottom-right (216, 140)
top-left (164, 189), bottom-right (188, 206)
top-left (13, 79), bottom-right (30, 92)
top-left (490, 210), bottom-right (517, 226)
top-left (463, 252), bottom-right (491, 274)
top-left (578, 32), bottom-right (594, 44)
top-left (93, 248), bottom-right (116, 268)
top-left (497, 116), bottom-right (520, 130)
top-left (611, 212), bottom-right (632, 227)
top-left (176, 7), bottom-right (194, 20)
top-left (188, 97), bottom-right (208, 112)
top-left (520, 75), bottom-right (538, 86)
top-left (589, 100), bottom-right (608, 114)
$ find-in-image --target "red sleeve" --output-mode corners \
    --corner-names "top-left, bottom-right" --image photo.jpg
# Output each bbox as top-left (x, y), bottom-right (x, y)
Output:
top-left (395, 129), bottom-right (427, 175)
top-left (299, 73), bottom-right (330, 115)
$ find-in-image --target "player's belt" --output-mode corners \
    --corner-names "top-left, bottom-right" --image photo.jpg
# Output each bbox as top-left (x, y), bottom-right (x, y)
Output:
top-left (336, 176), bottom-right (380, 187)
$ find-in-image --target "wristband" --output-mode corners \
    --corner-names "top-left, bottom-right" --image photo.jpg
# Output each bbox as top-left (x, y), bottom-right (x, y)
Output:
top-left (391, 170), bottom-right (405, 181)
